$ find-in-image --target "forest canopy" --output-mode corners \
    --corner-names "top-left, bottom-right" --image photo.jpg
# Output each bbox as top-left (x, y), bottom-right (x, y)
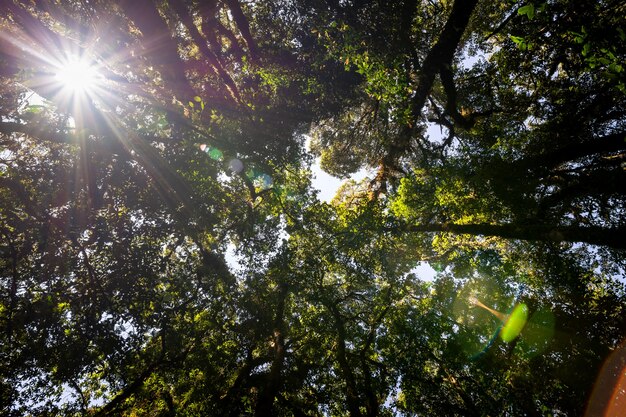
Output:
top-left (0, 0), bottom-right (625, 416)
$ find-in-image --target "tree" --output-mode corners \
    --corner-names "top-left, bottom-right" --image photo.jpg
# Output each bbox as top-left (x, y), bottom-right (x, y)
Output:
top-left (384, 242), bottom-right (626, 416)
top-left (1, 0), bottom-right (625, 416)
top-left (311, 0), bottom-right (626, 249)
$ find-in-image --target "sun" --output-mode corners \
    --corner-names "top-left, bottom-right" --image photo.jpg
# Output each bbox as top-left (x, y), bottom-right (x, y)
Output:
top-left (54, 57), bottom-right (99, 93)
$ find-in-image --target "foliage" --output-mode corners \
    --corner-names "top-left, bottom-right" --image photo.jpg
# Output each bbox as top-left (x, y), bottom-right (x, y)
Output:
top-left (0, 1), bottom-right (625, 416)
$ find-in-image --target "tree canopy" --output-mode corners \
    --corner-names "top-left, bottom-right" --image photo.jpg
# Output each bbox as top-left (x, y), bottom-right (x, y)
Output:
top-left (1, 0), bottom-right (625, 416)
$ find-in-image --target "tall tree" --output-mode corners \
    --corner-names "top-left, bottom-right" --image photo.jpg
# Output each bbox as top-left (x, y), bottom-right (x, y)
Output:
top-left (0, 0), bottom-right (625, 416)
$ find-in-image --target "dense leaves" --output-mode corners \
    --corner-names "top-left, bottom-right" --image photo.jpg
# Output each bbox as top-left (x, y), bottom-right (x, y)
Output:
top-left (1, 0), bottom-right (625, 416)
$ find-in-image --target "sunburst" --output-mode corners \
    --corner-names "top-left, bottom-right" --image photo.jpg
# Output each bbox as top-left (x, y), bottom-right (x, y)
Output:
top-left (54, 56), bottom-right (100, 94)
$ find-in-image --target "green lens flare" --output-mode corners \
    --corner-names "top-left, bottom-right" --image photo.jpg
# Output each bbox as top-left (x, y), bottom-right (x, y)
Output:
top-left (199, 144), bottom-right (224, 161)
top-left (501, 303), bottom-right (529, 342)
top-left (207, 148), bottom-right (223, 161)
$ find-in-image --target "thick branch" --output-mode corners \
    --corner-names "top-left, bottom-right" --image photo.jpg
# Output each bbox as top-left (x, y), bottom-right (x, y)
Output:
top-left (525, 132), bottom-right (626, 170)
top-left (214, 19), bottom-right (246, 59)
top-left (484, 4), bottom-right (522, 41)
top-left (397, 222), bottom-right (626, 249)
top-left (0, 121), bottom-right (74, 144)
top-left (379, 0), bottom-right (479, 178)
top-left (167, 0), bottom-right (241, 102)
top-left (328, 303), bottom-right (363, 417)
top-left (255, 282), bottom-right (288, 416)
top-left (360, 297), bottom-right (391, 417)
top-left (218, 350), bottom-right (263, 411)
top-left (223, 0), bottom-right (260, 60)
top-left (538, 168), bottom-right (626, 214)
top-left (94, 361), bottom-right (160, 417)
top-left (409, 0), bottom-right (479, 124)
top-left (94, 340), bottom-right (193, 416)
top-left (439, 65), bottom-right (483, 130)
top-left (120, 0), bottom-right (196, 100)
top-left (199, 1), bottom-right (245, 60)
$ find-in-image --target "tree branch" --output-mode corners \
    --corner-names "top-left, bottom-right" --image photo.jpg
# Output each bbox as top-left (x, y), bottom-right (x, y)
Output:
top-left (394, 222), bottom-right (626, 250)
top-left (167, 0), bottom-right (242, 103)
top-left (120, 0), bottom-right (196, 100)
top-left (326, 302), bottom-right (363, 417)
top-left (439, 65), bottom-right (479, 130)
top-left (0, 121), bottom-right (74, 145)
top-left (255, 282), bottom-right (288, 416)
top-left (529, 132), bottom-right (626, 170)
top-left (223, 0), bottom-right (260, 61)
top-left (409, 0), bottom-right (479, 126)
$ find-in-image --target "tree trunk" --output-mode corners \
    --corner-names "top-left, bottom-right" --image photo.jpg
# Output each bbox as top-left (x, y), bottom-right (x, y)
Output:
top-left (168, 0), bottom-right (241, 102)
top-left (223, 0), bottom-right (259, 60)
top-left (120, 0), bottom-right (195, 99)
top-left (255, 283), bottom-right (288, 416)
top-left (328, 303), bottom-right (363, 417)
top-left (409, 0), bottom-right (480, 122)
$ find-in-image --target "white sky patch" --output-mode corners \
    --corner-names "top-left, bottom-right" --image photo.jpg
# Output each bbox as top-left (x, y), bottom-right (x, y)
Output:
top-left (411, 261), bottom-right (437, 282)
top-left (303, 133), bottom-right (372, 203)
top-left (459, 51), bottom-right (484, 70)
top-left (310, 163), bottom-right (343, 202)
top-left (425, 122), bottom-right (448, 142)
top-left (310, 161), bottom-right (370, 202)
top-left (225, 242), bottom-right (242, 274)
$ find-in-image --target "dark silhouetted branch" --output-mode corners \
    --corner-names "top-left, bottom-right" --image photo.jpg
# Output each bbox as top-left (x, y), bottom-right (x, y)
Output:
top-left (393, 222), bottom-right (626, 249)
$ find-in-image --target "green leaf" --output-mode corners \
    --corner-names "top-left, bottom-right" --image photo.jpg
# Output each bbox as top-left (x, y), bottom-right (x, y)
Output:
top-left (518, 4), bottom-right (535, 20)
top-left (582, 43), bottom-right (591, 57)
top-left (510, 35), bottom-right (525, 46)
top-left (194, 96), bottom-right (202, 102)
top-left (188, 101), bottom-right (195, 108)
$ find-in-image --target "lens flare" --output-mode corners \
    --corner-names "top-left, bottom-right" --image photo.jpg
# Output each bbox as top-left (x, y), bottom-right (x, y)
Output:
top-left (501, 303), bottom-right (529, 342)
top-left (247, 169), bottom-right (273, 191)
top-left (55, 57), bottom-right (98, 93)
top-left (207, 148), bottom-right (224, 161)
top-left (515, 308), bottom-right (554, 357)
top-left (586, 338), bottom-right (626, 417)
top-left (229, 159), bottom-right (244, 174)
top-left (199, 144), bottom-right (224, 161)
top-left (460, 291), bottom-right (553, 359)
